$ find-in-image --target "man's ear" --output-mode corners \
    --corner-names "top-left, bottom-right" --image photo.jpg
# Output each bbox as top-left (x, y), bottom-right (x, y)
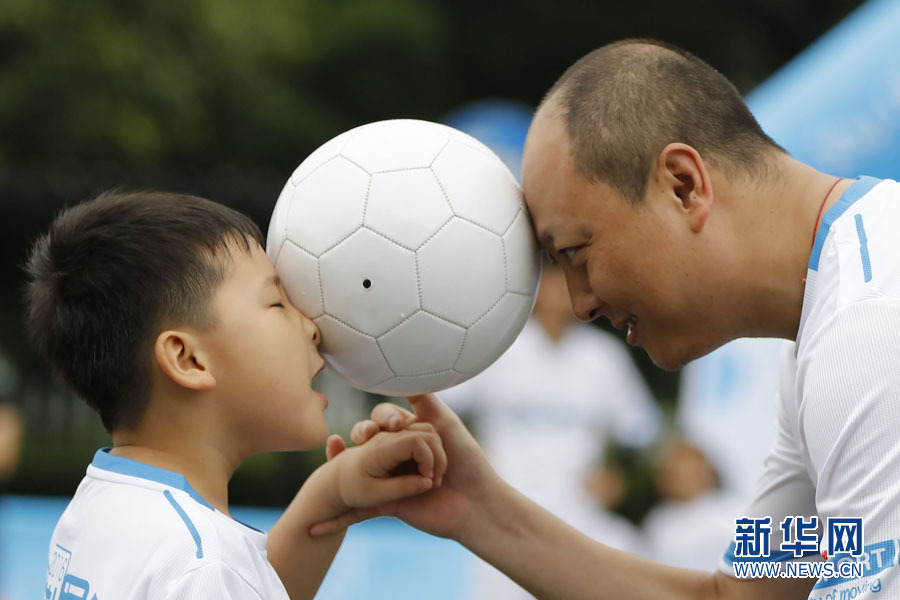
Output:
top-left (154, 330), bottom-right (216, 391)
top-left (655, 143), bottom-right (713, 233)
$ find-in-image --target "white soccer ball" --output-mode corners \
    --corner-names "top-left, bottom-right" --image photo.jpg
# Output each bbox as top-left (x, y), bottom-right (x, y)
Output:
top-left (267, 119), bottom-right (541, 396)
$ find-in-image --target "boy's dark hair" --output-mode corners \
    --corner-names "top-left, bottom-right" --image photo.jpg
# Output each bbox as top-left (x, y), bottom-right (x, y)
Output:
top-left (25, 190), bottom-right (264, 432)
top-left (543, 38), bottom-right (784, 205)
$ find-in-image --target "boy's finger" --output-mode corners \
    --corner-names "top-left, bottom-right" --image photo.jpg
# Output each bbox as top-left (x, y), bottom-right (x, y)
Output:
top-left (409, 428), bottom-right (446, 485)
top-left (350, 420), bottom-right (379, 446)
top-left (410, 435), bottom-right (436, 480)
top-left (371, 402), bottom-right (416, 431)
top-left (426, 430), bottom-right (448, 486)
top-left (380, 432), bottom-right (435, 479)
top-left (368, 475), bottom-right (434, 506)
top-left (325, 434), bottom-right (346, 461)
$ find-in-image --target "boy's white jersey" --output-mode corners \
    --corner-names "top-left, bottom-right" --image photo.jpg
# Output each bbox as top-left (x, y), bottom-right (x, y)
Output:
top-left (718, 177), bottom-right (900, 598)
top-left (46, 449), bottom-right (289, 600)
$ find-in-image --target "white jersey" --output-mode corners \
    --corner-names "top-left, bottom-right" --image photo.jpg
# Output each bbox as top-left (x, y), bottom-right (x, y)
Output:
top-left (45, 449), bottom-right (289, 600)
top-left (718, 177), bottom-right (900, 599)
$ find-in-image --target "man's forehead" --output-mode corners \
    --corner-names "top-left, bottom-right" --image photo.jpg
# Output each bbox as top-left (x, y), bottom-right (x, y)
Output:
top-left (523, 107), bottom-right (574, 247)
top-left (535, 214), bottom-right (583, 251)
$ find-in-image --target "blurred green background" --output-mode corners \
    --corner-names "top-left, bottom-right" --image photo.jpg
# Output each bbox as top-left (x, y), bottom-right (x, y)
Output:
top-left (0, 0), bottom-right (864, 508)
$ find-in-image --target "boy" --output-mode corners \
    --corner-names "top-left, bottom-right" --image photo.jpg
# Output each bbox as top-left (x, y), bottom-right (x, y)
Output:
top-left (28, 190), bottom-right (446, 599)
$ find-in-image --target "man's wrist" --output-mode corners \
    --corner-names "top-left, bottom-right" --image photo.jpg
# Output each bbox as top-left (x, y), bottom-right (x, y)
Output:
top-left (455, 473), bottom-right (520, 551)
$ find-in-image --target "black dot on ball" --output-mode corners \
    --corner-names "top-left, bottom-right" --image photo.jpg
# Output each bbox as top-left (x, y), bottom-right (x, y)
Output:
top-left (363, 279), bottom-right (372, 289)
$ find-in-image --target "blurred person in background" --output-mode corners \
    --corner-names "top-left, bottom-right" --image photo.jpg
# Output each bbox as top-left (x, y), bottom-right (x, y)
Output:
top-left (0, 404), bottom-right (24, 489)
top-left (439, 259), bottom-right (659, 598)
top-left (676, 338), bottom-right (783, 501)
top-left (582, 447), bottom-right (647, 556)
top-left (642, 438), bottom-right (743, 571)
top-left (0, 401), bottom-right (23, 600)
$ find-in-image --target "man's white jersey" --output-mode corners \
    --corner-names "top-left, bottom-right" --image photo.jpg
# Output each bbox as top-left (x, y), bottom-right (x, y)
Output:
top-left (45, 449), bottom-right (289, 600)
top-left (718, 177), bottom-right (900, 599)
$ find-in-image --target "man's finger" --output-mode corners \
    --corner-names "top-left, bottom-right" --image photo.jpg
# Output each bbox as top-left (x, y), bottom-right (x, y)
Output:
top-left (406, 393), bottom-right (454, 427)
top-left (308, 506), bottom-right (382, 537)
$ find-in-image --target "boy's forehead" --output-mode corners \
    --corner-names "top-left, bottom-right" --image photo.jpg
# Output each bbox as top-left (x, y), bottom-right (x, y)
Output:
top-left (218, 238), bottom-right (275, 284)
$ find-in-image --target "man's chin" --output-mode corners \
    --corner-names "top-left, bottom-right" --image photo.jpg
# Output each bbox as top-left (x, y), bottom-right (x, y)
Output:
top-left (644, 340), bottom-right (703, 372)
top-left (645, 333), bottom-right (734, 371)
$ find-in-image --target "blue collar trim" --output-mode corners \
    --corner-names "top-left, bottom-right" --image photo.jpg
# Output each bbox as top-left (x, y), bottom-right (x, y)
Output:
top-left (92, 448), bottom-right (215, 511)
top-left (809, 176), bottom-right (882, 271)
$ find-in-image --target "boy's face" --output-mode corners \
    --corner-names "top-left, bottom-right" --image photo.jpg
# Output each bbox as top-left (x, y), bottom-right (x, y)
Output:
top-left (202, 240), bottom-right (328, 453)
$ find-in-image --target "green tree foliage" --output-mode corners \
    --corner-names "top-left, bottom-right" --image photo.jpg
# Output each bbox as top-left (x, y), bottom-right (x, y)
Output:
top-left (0, 0), bottom-right (451, 167)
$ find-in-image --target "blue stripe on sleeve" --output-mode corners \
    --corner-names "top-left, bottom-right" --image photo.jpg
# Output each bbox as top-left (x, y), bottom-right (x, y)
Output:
top-left (854, 213), bottom-right (872, 283)
top-left (164, 489), bottom-right (204, 559)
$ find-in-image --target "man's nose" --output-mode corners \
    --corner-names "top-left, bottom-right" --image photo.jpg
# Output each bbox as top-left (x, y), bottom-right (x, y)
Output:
top-left (566, 274), bottom-right (602, 322)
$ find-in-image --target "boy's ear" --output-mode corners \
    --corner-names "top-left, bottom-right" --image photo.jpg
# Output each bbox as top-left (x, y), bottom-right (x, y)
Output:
top-left (154, 330), bottom-right (216, 391)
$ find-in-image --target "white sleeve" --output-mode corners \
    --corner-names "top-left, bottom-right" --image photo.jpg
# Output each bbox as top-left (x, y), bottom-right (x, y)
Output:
top-left (164, 563), bottom-right (265, 600)
top-left (717, 342), bottom-right (820, 576)
top-left (794, 300), bottom-right (900, 598)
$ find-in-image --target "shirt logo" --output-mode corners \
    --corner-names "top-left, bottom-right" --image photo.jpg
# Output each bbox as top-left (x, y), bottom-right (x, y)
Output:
top-left (827, 518), bottom-right (864, 557)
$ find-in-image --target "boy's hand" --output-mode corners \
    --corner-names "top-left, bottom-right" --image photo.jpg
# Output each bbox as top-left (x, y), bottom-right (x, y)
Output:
top-left (268, 421), bottom-right (445, 599)
top-left (329, 424), bottom-right (447, 509)
top-left (310, 394), bottom-right (505, 543)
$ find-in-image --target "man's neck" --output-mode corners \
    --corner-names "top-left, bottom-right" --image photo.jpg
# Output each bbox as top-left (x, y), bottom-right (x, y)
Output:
top-left (727, 156), bottom-right (853, 340)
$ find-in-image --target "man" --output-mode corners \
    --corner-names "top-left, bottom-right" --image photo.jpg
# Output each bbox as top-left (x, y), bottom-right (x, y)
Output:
top-left (315, 39), bottom-right (900, 599)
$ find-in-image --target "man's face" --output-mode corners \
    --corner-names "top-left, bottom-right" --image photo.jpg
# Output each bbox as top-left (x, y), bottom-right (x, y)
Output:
top-left (200, 240), bottom-right (329, 453)
top-left (522, 105), bottom-right (716, 370)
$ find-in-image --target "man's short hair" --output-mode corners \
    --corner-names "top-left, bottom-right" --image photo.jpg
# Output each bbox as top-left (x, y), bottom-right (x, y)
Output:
top-left (25, 190), bottom-right (264, 432)
top-left (544, 39), bottom-right (784, 205)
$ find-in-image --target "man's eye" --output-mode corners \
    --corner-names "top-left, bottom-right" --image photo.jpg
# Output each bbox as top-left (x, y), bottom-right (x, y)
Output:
top-left (271, 302), bottom-right (285, 308)
top-left (561, 246), bottom-right (579, 261)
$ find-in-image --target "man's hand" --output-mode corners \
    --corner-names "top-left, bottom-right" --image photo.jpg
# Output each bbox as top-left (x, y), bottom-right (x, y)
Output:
top-left (310, 393), bottom-right (505, 541)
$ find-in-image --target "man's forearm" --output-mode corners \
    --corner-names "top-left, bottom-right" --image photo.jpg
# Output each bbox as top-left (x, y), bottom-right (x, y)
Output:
top-left (458, 480), bottom-right (718, 600)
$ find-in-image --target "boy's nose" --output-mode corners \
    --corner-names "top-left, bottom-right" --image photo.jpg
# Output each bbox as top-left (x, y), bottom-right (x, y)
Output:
top-left (307, 317), bottom-right (322, 347)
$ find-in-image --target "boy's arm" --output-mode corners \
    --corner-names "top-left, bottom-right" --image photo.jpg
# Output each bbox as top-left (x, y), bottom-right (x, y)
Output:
top-left (267, 428), bottom-right (445, 600)
top-left (313, 394), bottom-right (816, 600)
